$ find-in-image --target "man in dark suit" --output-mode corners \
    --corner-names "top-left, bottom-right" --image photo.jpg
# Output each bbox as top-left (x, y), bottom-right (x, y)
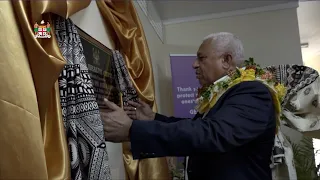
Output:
top-left (101, 32), bottom-right (276, 180)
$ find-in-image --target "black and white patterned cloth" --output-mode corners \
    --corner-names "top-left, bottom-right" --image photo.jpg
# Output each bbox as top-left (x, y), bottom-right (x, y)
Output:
top-left (265, 65), bottom-right (318, 108)
top-left (112, 50), bottom-right (139, 105)
top-left (55, 17), bottom-right (111, 180)
top-left (264, 65), bottom-right (319, 179)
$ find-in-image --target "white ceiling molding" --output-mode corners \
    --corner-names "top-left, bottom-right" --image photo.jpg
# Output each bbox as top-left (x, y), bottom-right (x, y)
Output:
top-left (170, 54), bottom-right (196, 56)
top-left (137, 0), bottom-right (147, 15)
top-left (136, 0), bottom-right (164, 42)
top-left (163, 1), bottom-right (299, 26)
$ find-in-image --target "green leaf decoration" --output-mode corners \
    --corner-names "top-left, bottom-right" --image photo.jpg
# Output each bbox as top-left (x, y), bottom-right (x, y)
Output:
top-left (244, 57), bottom-right (255, 66)
top-left (235, 69), bottom-right (241, 78)
top-left (202, 90), bottom-right (211, 100)
top-left (221, 81), bottom-right (229, 89)
top-left (249, 57), bottom-right (254, 64)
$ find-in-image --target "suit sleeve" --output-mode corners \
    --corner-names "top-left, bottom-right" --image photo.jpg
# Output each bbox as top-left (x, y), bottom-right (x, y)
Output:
top-left (154, 113), bottom-right (187, 123)
top-left (129, 81), bottom-right (276, 159)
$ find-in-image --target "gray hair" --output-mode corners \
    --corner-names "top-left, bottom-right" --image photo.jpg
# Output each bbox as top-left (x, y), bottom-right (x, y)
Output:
top-left (203, 32), bottom-right (245, 66)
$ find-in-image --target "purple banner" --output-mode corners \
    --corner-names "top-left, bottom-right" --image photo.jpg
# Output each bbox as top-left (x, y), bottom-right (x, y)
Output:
top-left (170, 55), bottom-right (199, 119)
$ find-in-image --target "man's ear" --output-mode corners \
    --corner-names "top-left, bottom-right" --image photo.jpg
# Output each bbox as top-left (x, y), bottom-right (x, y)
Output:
top-left (222, 54), bottom-right (233, 69)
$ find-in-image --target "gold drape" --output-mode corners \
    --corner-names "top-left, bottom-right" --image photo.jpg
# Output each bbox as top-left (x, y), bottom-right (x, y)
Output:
top-left (96, 1), bottom-right (170, 179)
top-left (0, 1), bottom-right (90, 179)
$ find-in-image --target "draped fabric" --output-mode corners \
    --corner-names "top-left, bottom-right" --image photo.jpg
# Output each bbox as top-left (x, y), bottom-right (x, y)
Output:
top-left (112, 50), bottom-right (139, 106)
top-left (0, 1), bottom-right (90, 179)
top-left (12, 0), bottom-right (91, 122)
top-left (112, 50), bottom-right (139, 179)
top-left (0, 2), bottom-right (47, 178)
top-left (96, 0), bottom-right (157, 110)
top-left (264, 65), bottom-right (320, 180)
top-left (96, 1), bottom-right (170, 179)
top-left (55, 17), bottom-right (112, 180)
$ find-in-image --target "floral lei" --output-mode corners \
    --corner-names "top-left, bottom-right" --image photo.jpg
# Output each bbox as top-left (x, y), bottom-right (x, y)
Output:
top-left (195, 58), bottom-right (286, 132)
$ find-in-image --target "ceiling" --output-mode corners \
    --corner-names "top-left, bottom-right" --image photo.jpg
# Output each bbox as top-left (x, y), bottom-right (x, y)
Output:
top-left (153, 1), bottom-right (294, 22)
top-left (298, 1), bottom-right (320, 60)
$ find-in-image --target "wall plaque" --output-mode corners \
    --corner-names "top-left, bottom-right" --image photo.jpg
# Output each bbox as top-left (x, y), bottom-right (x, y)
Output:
top-left (77, 26), bottom-right (121, 109)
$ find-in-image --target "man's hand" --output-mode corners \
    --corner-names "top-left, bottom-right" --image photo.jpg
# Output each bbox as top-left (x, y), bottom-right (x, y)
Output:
top-left (101, 99), bottom-right (133, 143)
top-left (123, 99), bottom-right (155, 120)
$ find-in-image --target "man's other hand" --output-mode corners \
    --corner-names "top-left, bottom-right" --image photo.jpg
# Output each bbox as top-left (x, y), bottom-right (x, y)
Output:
top-left (101, 99), bottom-right (133, 143)
top-left (123, 99), bottom-right (155, 120)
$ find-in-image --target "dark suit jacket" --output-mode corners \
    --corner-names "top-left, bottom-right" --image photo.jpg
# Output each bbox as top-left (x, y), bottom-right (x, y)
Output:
top-left (130, 81), bottom-right (276, 180)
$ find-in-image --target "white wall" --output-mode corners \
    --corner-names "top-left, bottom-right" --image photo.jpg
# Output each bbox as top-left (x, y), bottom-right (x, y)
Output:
top-left (304, 54), bottom-right (320, 72)
top-left (70, 2), bottom-right (125, 180)
top-left (298, 1), bottom-right (320, 64)
top-left (133, 1), bottom-right (166, 114)
top-left (165, 8), bottom-right (302, 67)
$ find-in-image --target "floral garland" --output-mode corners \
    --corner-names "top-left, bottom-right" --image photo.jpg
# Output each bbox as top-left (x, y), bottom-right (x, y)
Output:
top-left (195, 58), bottom-right (286, 132)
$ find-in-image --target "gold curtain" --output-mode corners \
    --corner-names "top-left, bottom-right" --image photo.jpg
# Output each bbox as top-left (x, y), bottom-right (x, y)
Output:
top-left (96, 1), bottom-right (170, 180)
top-left (0, 1), bottom-right (90, 179)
